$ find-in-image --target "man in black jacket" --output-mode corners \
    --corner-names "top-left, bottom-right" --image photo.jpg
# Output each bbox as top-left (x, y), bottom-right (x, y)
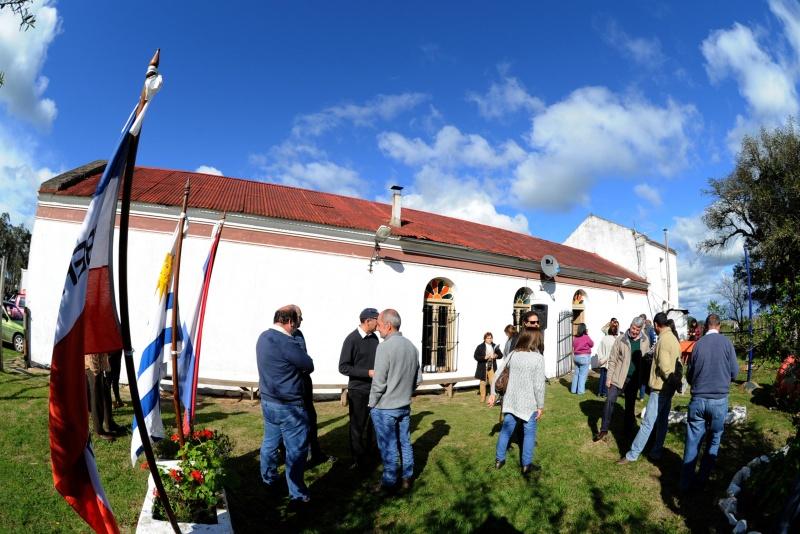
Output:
top-left (339, 308), bottom-right (380, 471)
top-left (291, 305), bottom-right (336, 467)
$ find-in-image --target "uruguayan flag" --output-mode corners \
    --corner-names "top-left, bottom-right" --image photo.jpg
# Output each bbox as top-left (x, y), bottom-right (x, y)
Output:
top-left (130, 224), bottom-right (184, 465)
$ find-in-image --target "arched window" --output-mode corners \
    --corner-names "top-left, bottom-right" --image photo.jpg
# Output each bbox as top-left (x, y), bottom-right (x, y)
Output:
top-left (572, 289), bottom-right (587, 336)
top-left (422, 278), bottom-right (457, 373)
top-left (513, 287), bottom-right (533, 330)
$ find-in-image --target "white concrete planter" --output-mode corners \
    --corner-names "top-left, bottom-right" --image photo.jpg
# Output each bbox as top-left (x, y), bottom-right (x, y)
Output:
top-left (717, 446), bottom-right (789, 534)
top-left (136, 460), bottom-right (233, 533)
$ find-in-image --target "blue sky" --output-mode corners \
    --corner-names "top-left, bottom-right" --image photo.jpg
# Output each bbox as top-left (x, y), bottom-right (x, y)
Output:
top-left (1, 0), bottom-right (796, 315)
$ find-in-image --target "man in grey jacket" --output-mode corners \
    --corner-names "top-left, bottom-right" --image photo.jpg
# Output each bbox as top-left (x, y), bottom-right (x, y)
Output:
top-left (369, 308), bottom-right (422, 494)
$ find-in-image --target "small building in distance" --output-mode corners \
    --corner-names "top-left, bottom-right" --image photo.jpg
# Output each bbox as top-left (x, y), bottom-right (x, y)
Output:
top-left (563, 214), bottom-right (679, 317)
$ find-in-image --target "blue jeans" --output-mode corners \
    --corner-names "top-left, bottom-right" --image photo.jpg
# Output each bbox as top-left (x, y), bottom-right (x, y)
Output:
top-left (571, 355), bottom-right (591, 394)
top-left (371, 406), bottom-right (413, 487)
top-left (495, 412), bottom-right (539, 467)
top-left (597, 368), bottom-right (608, 396)
top-left (680, 396), bottom-right (728, 491)
top-left (260, 401), bottom-right (309, 500)
top-left (625, 390), bottom-right (672, 462)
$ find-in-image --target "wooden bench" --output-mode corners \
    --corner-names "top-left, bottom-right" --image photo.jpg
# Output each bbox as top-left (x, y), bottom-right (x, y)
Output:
top-left (185, 376), bottom-right (477, 404)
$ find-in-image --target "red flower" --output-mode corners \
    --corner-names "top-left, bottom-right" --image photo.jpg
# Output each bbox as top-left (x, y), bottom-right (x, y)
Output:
top-left (168, 469), bottom-right (183, 483)
top-left (190, 470), bottom-right (204, 484)
top-left (170, 433), bottom-right (180, 443)
top-left (140, 461), bottom-right (149, 471)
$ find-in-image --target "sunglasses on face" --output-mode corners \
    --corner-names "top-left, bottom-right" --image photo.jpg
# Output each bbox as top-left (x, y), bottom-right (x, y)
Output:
top-left (526, 320), bottom-right (539, 325)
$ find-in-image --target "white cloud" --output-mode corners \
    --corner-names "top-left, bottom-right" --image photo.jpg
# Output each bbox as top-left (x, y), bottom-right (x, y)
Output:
top-left (194, 165), bottom-right (223, 176)
top-left (513, 87), bottom-right (695, 210)
top-left (251, 140), bottom-right (364, 197)
top-left (670, 214), bottom-right (743, 315)
top-left (0, 124), bottom-right (57, 227)
top-left (634, 183), bottom-right (662, 206)
top-left (466, 73), bottom-right (543, 119)
top-left (377, 125), bottom-right (525, 169)
top-left (0, 0), bottom-right (60, 129)
top-left (702, 1), bottom-right (800, 150)
top-left (291, 92), bottom-right (428, 137)
top-left (275, 160), bottom-right (362, 197)
top-left (600, 19), bottom-right (665, 66)
top-left (402, 165), bottom-right (529, 234)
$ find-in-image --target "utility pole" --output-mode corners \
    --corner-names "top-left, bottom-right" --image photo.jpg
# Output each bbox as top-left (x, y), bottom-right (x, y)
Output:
top-left (663, 228), bottom-right (671, 310)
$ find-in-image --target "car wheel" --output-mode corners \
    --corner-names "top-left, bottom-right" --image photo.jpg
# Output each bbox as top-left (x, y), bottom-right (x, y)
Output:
top-left (13, 333), bottom-right (24, 353)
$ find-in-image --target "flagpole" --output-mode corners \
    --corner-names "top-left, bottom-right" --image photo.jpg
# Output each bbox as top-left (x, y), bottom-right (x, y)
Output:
top-left (117, 49), bottom-right (181, 534)
top-left (171, 179), bottom-right (191, 446)
top-left (186, 213), bottom-right (225, 435)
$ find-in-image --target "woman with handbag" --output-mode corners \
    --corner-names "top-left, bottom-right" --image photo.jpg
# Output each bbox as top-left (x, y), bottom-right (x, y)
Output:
top-left (474, 332), bottom-right (503, 403)
top-left (487, 329), bottom-right (546, 477)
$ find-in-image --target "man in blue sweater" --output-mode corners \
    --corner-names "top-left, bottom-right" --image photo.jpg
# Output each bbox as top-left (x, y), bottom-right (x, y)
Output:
top-left (257, 305), bottom-right (315, 504)
top-left (680, 313), bottom-right (739, 492)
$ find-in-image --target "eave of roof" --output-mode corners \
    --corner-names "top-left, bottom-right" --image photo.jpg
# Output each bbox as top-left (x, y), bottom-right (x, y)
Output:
top-left (39, 162), bottom-right (647, 285)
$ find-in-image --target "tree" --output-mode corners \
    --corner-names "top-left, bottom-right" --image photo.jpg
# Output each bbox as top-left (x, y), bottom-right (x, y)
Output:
top-left (0, 1), bottom-right (36, 88)
top-left (707, 299), bottom-right (726, 318)
top-left (701, 120), bottom-right (800, 306)
top-left (0, 212), bottom-right (31, 295)
top-left (717, 269), bottom-right (748, 328)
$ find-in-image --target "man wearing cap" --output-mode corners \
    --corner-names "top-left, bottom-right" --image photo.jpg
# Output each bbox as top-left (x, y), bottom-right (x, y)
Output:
top-left (339, 308), bottom-right (381, 471)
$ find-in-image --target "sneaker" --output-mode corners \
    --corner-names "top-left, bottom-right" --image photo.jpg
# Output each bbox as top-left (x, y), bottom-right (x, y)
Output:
top-left (616, 457), bottom-right (632, 465)
top-left (400, 478), bottom-right (414, 491)
top-left (593, 431), bottom-right (608, 443)
top-left (494, 459), bottom-right (505, 470)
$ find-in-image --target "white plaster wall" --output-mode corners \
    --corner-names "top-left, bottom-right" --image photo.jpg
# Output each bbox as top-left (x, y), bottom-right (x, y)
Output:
top-left (28, 212), bottom-right (651, 385)
top-left (564, 216), bottom-right (679, 317)
top-left (563, 217), bottom-right (639, 275)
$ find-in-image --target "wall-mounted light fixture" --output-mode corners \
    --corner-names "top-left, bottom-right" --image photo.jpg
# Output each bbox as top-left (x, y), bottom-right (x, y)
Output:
top-left (621, 277), bottom-right (632, 286)
top-left (368, 225), bottom-right (392, 272)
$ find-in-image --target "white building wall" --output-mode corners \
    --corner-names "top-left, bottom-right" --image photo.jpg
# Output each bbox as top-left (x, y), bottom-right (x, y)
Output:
top-left (28, 208), bottom-right (651, 386)
top-left (564, 215), bottom-right (679, 318)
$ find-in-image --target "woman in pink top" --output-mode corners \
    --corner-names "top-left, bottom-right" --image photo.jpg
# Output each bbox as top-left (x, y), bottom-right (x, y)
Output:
top-left (570, 323), bottom-right (594, 394)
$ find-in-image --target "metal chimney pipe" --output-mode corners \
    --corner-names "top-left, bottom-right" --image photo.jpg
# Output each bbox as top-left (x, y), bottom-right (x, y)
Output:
top-left (390, 185), bottom-right (403, 227)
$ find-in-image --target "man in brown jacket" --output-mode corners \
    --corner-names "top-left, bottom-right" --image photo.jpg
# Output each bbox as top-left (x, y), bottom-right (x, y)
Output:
top-left (617, 312), bottom-right (681, 463)
top-left (593, 316), bottom-right (651, 442)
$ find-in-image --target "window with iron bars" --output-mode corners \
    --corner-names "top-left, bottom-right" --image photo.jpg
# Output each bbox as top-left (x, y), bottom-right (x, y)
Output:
top-left (421, 303), bottom-right (458, 372)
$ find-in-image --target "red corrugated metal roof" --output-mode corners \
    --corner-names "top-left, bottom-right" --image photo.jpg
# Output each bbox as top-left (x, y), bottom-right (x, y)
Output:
top-left (40, 164), bottom-right (644, 282)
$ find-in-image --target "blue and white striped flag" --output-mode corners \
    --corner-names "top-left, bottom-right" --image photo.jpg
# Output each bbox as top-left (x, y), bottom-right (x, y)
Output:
top-left (130, 224), bottom-right (184, 465)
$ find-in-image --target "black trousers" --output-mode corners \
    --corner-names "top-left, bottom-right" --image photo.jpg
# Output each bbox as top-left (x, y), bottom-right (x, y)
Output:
top-left (108, 350), bottom-right (122, 403)
top-left (347, 389), bottom-right (375, 464)
top-left (86, 370), bottom-right (115, 434)
top-left (303, 386), bottom-right (323, 458)
top-left (600, 377), bottom-right (640, 435)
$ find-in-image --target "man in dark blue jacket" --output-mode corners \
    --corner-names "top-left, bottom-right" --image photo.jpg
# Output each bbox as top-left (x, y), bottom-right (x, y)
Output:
top-left (680, 313), bottom-right (739, 492)
top-left (257, 305), bottom-right (315, 504)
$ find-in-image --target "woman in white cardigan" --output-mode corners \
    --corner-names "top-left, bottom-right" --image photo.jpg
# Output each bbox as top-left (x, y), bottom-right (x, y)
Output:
top-left (487, 329), bottom-right (546, 477)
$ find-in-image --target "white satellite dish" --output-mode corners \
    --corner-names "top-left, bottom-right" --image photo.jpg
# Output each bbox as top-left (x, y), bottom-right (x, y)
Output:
top-left (541, 255), bottom-right (560, 279)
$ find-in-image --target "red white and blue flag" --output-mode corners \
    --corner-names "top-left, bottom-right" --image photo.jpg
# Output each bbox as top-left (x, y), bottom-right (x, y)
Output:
top-left (48, 113), bottom-right (137, 534)
top-left (180, 219), bottom-right (224, 433)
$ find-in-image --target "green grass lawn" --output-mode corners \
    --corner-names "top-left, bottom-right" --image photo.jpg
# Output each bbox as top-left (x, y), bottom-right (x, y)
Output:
top-left (0, 346), bottom-right (794, 533)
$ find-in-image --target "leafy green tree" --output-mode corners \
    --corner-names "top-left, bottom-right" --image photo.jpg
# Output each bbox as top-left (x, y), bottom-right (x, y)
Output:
top-left (0, 1), bottom-right (36, 88)
top-left (707, 299), bottom-right (726, 318)
top-left (701, 120), bottom-right (800, 306)
top-left (0, 213), bottom-right (31, 295)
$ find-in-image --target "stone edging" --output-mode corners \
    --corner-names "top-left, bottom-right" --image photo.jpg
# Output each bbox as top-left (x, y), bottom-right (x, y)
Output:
top-left (717, 445), bottom-right (790, 534)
